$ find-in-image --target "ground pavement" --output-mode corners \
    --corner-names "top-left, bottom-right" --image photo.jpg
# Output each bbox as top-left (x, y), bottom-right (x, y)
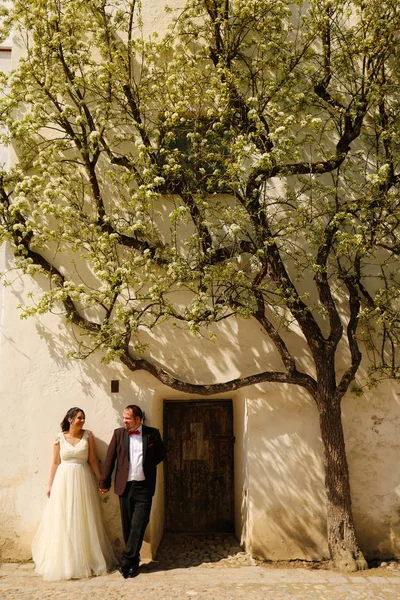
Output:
top-left (2, 534), bottom-right (400, 600)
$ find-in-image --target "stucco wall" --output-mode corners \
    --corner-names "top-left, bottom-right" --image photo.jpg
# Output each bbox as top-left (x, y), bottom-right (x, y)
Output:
top-left (0, 245), bottom-right (166, 561)
top-left (244, 386), bottom-right (329, 561)
top-left (342, 384), bottom-right (400, 560)
top-left (2, 242), bottom-right (400, 563)
top-left (2, 0), bottom-right (400, 566)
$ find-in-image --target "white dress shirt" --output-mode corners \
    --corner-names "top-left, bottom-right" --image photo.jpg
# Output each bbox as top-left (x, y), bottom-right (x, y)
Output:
top-left (127, 425), bottom-right (146, 482)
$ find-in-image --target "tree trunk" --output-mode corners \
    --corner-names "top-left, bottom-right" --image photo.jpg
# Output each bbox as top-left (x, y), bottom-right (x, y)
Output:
top-left (318, 400), bottom-right (368, 572)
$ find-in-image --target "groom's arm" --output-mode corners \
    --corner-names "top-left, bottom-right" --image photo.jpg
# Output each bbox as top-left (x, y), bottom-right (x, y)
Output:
top-left (99, 429), bottom-right (118, 491)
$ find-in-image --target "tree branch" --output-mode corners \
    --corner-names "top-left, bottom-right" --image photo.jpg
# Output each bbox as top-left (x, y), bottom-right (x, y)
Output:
top-left (120, 348), bottom-right (317, 396)
top-left (253, 290), bottom-right (298, 374)
top-left (336, 258), bottom-right (362, 399)
top-left (314, 220), bottom-right (343, 346)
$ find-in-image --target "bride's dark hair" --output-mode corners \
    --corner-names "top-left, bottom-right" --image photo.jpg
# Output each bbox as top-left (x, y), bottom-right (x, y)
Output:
top-left (60, 407), bottom-right (85, 432)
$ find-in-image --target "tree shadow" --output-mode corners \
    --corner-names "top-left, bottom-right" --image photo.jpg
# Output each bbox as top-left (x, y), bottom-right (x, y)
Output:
top-left (239, 384), bottom-right (329, 561)
top-left (4, 246), bottom-right (400, 563)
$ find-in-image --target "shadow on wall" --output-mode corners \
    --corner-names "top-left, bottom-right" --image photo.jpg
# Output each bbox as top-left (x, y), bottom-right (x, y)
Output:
top-left (243, 385), bottom-right (328, 561)
top-left (237, 389), bottom-right (249, 549)
top-left (29, 294), bottom-right (315, 391)
top-left (342, 383), bottom-right (400, 560)
top-left (0, 232), bottom-right (316, 390)
top-left (27, 302), bottom-right (325, 560)
top-left (6, 249), bottom-right (400, 561)
top-left (242, 381), bottom-right (400, 562)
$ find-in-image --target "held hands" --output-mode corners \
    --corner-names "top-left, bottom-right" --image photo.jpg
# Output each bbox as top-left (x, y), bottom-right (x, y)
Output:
top-left (99, 488), bottom-right (109, 494)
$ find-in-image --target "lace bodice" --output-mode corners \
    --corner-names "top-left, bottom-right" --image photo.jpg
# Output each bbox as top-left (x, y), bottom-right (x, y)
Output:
top-left (56, 430), bottom-right (90, 464)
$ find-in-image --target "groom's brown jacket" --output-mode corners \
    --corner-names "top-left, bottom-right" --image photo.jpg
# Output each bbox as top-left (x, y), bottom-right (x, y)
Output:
top-left (99, 425), bottom-right (165, 496)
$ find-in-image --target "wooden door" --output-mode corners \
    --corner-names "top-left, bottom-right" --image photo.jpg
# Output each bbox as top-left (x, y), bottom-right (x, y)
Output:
top-left (164, 400), bottom-right (234, 533)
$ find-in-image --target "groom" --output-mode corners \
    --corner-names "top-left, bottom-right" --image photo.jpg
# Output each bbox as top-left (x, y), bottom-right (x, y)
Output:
top-left (99, 404), bottom-right (165, 578)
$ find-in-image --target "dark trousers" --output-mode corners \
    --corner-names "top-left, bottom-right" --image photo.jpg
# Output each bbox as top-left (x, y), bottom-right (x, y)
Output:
top-left (119, 481), bottom-right (152, 567)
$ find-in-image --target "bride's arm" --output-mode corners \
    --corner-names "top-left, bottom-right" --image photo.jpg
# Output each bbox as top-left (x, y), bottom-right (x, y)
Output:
top-left (47, 439), bottom-right (61, 498)
top-left (87, 432), bottom-right (102, 481)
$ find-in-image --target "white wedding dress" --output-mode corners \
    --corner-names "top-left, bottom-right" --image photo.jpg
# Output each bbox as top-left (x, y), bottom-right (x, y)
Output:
top-left (32, 430), bottom-right (115, 581)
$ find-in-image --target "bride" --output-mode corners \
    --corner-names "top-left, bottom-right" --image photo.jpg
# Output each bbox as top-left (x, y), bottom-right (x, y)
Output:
top-left (32, 407), bottom-right (115, 580)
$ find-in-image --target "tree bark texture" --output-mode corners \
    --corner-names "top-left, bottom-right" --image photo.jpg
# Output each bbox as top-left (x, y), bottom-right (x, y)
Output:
top-left (318, 400), bottom-right (367, 572)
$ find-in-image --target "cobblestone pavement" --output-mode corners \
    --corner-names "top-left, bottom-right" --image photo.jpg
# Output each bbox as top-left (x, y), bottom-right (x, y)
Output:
top-left (2, 534), bottom-right (400, 600)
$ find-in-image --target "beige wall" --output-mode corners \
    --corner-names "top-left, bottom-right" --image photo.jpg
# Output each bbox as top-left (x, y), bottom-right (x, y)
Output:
top-left (0, 250), bottom-right (171, 560)
top-left (2, 247), bottom-right (400, 563)
top-left (2, 0), bottom-right (400, 566)
top-left (342, 383), bottom-right (400, 560)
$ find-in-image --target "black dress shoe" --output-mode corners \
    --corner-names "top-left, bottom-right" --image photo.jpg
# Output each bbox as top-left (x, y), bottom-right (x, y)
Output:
top-left (128, 563), bottom-right (139, 578)
top-left (118, 564), bottom-right (131, 579)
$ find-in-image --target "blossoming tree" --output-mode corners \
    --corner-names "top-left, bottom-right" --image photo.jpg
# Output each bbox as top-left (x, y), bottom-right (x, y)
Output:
top-left (1, 0), bottom-right (400, 571)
